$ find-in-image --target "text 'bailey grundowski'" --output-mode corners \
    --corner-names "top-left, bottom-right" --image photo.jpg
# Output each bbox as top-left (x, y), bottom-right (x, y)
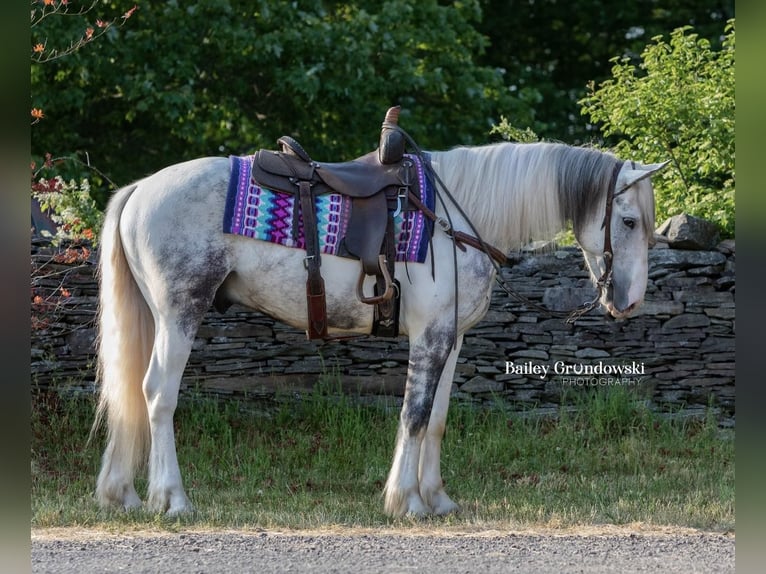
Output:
top-left (505, 360), bottom-right (646, 380)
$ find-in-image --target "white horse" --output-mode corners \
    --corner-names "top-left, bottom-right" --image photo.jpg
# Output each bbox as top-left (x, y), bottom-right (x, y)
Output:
top-left (93, 141), bottom-right (667, 517)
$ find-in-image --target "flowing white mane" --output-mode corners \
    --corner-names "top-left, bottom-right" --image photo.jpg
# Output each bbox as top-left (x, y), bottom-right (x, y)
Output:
top-left (429, 142), bottom-right (624, 252)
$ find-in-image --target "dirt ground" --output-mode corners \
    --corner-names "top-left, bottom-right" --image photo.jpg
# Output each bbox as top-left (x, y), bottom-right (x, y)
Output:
top-left (31, 525), bottom-right (734, 573)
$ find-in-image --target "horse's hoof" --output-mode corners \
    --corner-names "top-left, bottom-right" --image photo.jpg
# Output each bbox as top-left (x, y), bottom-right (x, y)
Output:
top-left (433, 500), bottom-right (460, 516)
top-left (166, 504), bottom-right (193, 517)
top-left (123, 494), bottom-right (143, 511)
top-left (423, 489), bottom-right (460, 516)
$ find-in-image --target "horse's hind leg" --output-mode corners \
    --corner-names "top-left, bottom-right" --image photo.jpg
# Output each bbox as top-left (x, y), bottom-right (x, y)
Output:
top-left (142, 319), bottom-right (197, 515)
top-left (383, 324), bottom-right (454, 517)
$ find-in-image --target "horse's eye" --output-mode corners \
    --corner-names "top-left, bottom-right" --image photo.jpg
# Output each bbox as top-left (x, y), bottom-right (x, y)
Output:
top-left (623, 217), bottom-right (636, 230)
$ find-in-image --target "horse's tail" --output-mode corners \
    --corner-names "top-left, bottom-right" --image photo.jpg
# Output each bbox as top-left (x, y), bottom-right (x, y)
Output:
top-left (91, 184), bottom-right (154, 503)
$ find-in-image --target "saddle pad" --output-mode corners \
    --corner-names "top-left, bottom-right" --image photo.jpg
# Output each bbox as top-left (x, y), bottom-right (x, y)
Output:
top-left (222, 153), bottom-right (434, 263)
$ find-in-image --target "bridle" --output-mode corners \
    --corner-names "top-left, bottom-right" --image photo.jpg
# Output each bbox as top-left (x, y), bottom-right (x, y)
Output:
top-left (561, 161), bottom-right (627, 323)
top-left (382, 121), bottom-right (637, 338)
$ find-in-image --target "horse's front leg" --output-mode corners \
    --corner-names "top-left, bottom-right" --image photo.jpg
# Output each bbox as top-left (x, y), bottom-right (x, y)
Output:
top-left (418, 335), bottom-right (463, 515)
top-left (383, 324), bottom-right (455, 517)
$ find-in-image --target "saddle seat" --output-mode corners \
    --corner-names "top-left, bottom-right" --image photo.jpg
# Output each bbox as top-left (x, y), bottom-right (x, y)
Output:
top-left (252, 143), bottom-right (406, 199)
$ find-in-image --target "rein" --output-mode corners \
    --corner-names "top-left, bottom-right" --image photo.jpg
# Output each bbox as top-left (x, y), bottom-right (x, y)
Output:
top-left (385, 122), bottom-right (626, 327)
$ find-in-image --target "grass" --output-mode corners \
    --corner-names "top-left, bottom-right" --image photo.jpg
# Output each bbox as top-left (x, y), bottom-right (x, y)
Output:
top-left (31, 383), bottom-right (734, 533)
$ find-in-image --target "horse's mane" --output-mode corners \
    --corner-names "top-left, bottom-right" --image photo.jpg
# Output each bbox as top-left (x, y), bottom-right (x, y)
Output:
top-left (429, 142), bottom-right (652, 252)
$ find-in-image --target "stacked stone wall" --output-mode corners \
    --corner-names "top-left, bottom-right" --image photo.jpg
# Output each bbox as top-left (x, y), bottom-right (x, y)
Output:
top-left (31, 239), bottom-right (735, 425)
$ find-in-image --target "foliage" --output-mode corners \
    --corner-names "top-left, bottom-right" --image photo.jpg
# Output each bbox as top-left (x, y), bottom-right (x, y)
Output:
top-left (477, 0), bottom-right (734, 144)
top-left (489, 116), bottom-right (540, 144)
top-left (32, 385), bottom-right (733, 530)
top-left (29, 1), bottom-right (735, 233)
top-left (31, 0), bottom-right (136, 233)
top-left (31, 158), bottom-right (104, 245)
top-left (30, 0), bottom-right (137, 65)
top-left (580, 21), bottom-right (735, 236)
top-left (30, 0), bottom-right (525, 191)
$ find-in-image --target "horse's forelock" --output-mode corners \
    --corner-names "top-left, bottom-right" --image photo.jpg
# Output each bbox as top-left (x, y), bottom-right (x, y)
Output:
top-left (635, 176), bottom-right (656, 238)
top-left (554, 145), bottom-right (620, 237)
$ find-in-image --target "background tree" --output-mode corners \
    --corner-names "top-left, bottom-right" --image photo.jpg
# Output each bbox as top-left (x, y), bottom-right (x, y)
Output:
top-left (31, 0), bottom-right (734, 227)
top-left (476, 0), bottom-right (734, 142)
top-left (580, 21), bottom-right (735, 235)
top-left (31, 0), bottom-right (526, 194)
top-left (31, 0), bottom-right (136, 242)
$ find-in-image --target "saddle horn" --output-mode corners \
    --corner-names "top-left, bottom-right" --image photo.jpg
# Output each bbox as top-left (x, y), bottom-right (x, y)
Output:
top-left (379, 106), bottom-right (405, 165)
top-left (277, 135), bottom-right (312, 163)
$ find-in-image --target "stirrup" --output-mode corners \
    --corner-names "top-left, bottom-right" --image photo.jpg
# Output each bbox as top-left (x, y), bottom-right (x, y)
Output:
top-left (356, 255), bottom-right (395, 304)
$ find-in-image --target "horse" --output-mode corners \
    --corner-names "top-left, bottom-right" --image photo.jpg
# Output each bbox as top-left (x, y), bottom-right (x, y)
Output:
top-left (92, 140), bottom-right (667, 517)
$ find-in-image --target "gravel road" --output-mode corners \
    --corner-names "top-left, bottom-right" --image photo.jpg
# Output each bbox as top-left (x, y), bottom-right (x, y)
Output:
top-left (32, 527), bottom-right (734, 573)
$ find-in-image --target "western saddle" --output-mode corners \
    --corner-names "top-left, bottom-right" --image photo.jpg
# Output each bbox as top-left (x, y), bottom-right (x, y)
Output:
top-left (250, 106), bottom-right (420, 340)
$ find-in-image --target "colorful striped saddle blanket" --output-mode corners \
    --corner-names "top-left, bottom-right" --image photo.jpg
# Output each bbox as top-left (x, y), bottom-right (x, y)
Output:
top-left (223, 153), bottom-right (434, 264)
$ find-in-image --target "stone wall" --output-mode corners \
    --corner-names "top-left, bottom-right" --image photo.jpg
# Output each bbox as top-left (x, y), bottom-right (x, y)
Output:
top-left (31, 239), bottom-right (735, 425)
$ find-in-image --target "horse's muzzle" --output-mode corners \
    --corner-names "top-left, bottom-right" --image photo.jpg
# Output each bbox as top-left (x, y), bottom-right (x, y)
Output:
top-left (605, 300), bottom-right (641, 320)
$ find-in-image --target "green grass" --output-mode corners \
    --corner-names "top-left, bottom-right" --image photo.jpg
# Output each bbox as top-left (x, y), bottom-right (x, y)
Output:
top-left (31, 384), bottom-right (734, 532)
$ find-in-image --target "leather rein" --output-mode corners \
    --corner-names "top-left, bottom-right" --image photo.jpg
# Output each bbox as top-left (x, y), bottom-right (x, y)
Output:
top-left (388, 122), bottom-right (628, 326)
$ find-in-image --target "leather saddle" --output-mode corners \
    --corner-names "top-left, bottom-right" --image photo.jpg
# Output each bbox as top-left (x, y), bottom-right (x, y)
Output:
top-left (253, 146), bottom-right (404, 199)
top-left (249, 107), bottom-right (418, 340)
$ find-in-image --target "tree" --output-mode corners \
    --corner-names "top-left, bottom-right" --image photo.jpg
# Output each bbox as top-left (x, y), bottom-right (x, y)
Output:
top-left (31, 0), bottom-right (137, 241)
top-left (31, 0), bottom-right (529, 193)
top-left (476, 0), bottom-right (735, 143)
top-left (580, 21), bottom-right (735, 236)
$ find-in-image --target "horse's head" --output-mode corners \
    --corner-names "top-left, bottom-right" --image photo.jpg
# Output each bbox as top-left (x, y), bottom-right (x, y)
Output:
top-left (576, 160), bottom-right (669, 320)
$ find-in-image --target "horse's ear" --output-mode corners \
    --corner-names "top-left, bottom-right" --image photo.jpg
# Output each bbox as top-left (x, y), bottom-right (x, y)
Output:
top-left (640, 160), bottom-right (671, 174)
top-left (622, 160), bottom-right (671, 189)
